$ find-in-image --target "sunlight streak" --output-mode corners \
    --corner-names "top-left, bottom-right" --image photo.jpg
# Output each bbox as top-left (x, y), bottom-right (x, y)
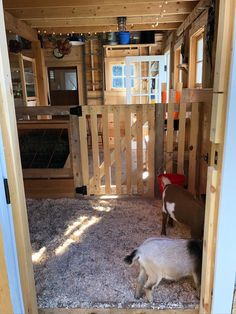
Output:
top-left (55, 216), bottom-right (101, 256)
top-left (64, 216), bottom-right (89, 236)
top-left (32, 247), bottom-right (46, 263)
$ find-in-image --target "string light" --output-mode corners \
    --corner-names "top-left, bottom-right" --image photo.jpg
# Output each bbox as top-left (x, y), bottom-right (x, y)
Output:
top-left (43, 30), bottom-right (47, 34)
top-left (37, 30), bottom-right (41, 33)
top-left (153, 0), bottom-right (168, 28)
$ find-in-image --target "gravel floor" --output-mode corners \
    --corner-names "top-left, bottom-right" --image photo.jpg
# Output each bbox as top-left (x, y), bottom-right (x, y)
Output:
top-left (27, 197), bottom-right (199, 310)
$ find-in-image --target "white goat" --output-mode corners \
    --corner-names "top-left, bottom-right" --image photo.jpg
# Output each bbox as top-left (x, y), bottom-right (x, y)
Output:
top-left (124, 237), bottom-right (202, 302)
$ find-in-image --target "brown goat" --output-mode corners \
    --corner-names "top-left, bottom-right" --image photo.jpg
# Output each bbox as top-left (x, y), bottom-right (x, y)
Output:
top-left (161, 177), bottom-right (205, 239)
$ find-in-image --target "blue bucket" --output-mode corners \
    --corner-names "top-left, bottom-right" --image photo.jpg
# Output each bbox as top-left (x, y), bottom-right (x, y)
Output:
top-left (119, 32), bottom-right (130, 44)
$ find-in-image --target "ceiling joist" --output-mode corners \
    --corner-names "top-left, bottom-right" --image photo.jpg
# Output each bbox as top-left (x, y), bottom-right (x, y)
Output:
top-left (7, 2), bottom-right (196, 20)
top-left (4, 10), bottom-right (38, 41)
top-left (38, 23), bottom-right (181, 35)
top-left (4, 0), bottom-right (199, 9)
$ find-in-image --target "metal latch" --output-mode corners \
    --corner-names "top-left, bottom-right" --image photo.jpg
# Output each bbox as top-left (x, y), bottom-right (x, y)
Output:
top-left (70, 106), bottom-right (82, 117)
top-left (75, 186), bottom-right (87, 195)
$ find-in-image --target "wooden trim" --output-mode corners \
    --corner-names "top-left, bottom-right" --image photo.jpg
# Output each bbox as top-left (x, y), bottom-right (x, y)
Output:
top-left (136, 105), bottom-right (143, 195)
top-left (177, 102), bottom-right (187, 174)
top-left (0, 226), bottom-right (13, 314)
top-left (4, 10), bottom-right (38, 41)
top-left (32, 41), bottom-right (48, 106)
top-left (113, 106), bottom-right (122, 194)
top-left (38, 308), bottom-right (199, 314)
top-left (0, 7), bottom-right (38, 313)
top-left (166, 103), bottom-right (174, 173)
top-left (102, 106), bottom-right (111, 194)
top-left (23, 168), bottom-right (73, 178)
top-left (125, 106), bottom-right (132, 195)
top-left (147, 106), bottom-right (155, 197)
top-left (188, 102), bottom-right (199, 195)
top-left (176, 0), bottom-right (210, 36)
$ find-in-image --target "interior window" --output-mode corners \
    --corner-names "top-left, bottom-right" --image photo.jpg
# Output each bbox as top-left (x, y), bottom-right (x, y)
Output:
top-left (112, 64), bottom-right (134, 89)
top-left (195, 35), bottom-right (203, 85)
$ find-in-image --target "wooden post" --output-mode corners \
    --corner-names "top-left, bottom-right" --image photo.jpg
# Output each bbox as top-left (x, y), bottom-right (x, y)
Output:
top-left (32, 41), bottom-right (48, 106)
top-left (69, 115), bottom-right (83, 195)
top-left (155, 103), bottom-right (165, 197)
top-left (0, 7), bottom-right (38, 313)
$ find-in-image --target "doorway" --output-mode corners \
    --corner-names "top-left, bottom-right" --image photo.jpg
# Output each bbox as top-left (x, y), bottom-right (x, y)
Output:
top-left (48, 67), bottom-right (79, 107)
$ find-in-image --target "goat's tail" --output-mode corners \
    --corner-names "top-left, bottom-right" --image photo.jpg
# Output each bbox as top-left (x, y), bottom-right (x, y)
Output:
top-left (161, 176), bottom-right (171, 187)
top-left (124, 249), bottom-right (138, 265)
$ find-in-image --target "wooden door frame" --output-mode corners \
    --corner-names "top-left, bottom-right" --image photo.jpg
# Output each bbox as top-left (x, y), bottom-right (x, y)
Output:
top-left (0, 3), bottom-right (38, 314)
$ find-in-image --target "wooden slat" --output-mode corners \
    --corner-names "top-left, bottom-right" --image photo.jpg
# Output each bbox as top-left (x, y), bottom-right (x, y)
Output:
top-left (17, 120), bottom-right (69, 129)
top-left (0, 226), bottom-right (13, 314)
top-left (4, 10), bottom-right (38, 41)
top-left (18, 54), bottom-right (27, 106)
top-left (136, 105), bottom-right (143, 195)
top-left (166, 103), bottom-right (174, 173)
top-left (90, 108), bottom-right (100, 194)
top-left (113, 107), bottom-right (121, 194)
top-left (200, 166), bottom-right (218, 314)
top-left (15, 105), bottom-right (71, 116)
top-left (177, 102), bottom-right (187, 174)
top-left (23, 168), bottom-right (73, 178)
top-left (176, 0), bottom-right (211, 36)
top-left (102, 106), bottom-right (111, 194)
top-left (38, 23), bottom-right (181, 34)
top-left (125, 106), bottom-right (132, 195)
top-left (147, 106), bottom-right (155, 196)
top-left (9, 2), bottom-right (195, 19)
top-left (188, 102), bottom-right (199, 195)
top-left (78, 114), bottom-right (90, 194)
top-left (69, 116), bottom-right (83, 192)
top-left (32, 41), bottom-right (48, 106)
top-left (5, 0), bottom-right (198, 9)
top-left (38, 307), bottom-right (199, 314)
top-left (30, 14), bottom-right (187, 28)
top-left (155, 103), bottom-right (165, 196)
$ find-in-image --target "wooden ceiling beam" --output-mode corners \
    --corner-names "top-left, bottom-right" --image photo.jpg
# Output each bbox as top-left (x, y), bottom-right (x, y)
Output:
top-left (4, 10), bottom-right (38, 41)
top-left (28, 14), bottom-right (188, 28)
top-left (4, 0), bottom-right (199, 10)
top-left (38, 23), bottom-right (181, 34)
top-left (176, 0), bottom-right (211, 36)
top-left (7, 2), bottom-right (196, 20)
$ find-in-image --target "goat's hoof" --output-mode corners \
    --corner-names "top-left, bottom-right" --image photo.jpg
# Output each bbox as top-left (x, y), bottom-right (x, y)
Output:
top-left (134, 293), bottom-right (142, 299)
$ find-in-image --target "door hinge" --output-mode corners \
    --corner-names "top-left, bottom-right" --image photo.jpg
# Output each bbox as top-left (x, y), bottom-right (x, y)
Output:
top-left (214, 150), bottom-right (218, 165)
top-left (164, 65), bottom-right (167, 71)
top-left (3, 178), bottom-right (11, 204)
top-left (75, 185), bottom-right (87, 195)
top-left (70, 106), bottom-right (82, 117)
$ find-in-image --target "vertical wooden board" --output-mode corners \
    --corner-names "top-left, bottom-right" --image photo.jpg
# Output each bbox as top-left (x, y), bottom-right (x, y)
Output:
top-left (147, 106), bottom-right (155, 196)
top-left (69, 116), bottom-right (83, 193)
top-left (102, 106), bottom-right (111, 194)
top-left (155, 103), bottom-right (165, 197)
top-left (113, 107), bottom-right (121, 194)
top-left (90, 108), bottom-right (100, 194)
top-left (166, 102), bottom-right (174, 173)
top-left (18, 54), bottom-right (27, 106)
top-left (31, 59), bottom-right (39, 105)
top-left (200, 166), bottom-right (218, 314)
top-left (70, 115), bottom-right (83, 188)
top-left (0, 227), bottom-right (13, 314)
top-left (177, 103), bottom-right (187, 174)
top-left (188, 102), bottom-right (199, 195)
top-left (78, 114), bottom-right (90, 194)
top-left (136, 105), bottom-right (143, 195)
top-left (125, 106), bottom-right (132, 195)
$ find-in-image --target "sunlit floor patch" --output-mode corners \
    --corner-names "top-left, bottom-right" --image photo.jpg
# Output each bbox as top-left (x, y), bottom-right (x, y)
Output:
top-left (26, 197), bottom-right (198, 310)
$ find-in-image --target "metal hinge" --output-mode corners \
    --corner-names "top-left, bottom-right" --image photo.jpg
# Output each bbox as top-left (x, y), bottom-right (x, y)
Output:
top-left (70, 106), bottom-right (82, 117)
top-left (214, 150), bottom-right (218, 165)
top-left (75, 185), bottom-right (87, 195)
top-left (3, 178), bottom-right (11, 204)
top-left (164, 65), bottom-right (167, 71)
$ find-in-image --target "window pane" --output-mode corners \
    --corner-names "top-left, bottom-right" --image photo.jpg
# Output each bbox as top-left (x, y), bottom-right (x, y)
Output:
top-left (196, 62), bottom-right (203, 84)
top-left (112, 65), bottom-right (123, 76)
top-left (131, 78), bottom-right (134, 88)
top-left (124, 64), bottom-right (135, 76)
top-left (65, 72), bottom-right (77, 90)
top-left (112, 77), bottom-right (123, 88)
top-left (197, 37), bottom-right (203, 61)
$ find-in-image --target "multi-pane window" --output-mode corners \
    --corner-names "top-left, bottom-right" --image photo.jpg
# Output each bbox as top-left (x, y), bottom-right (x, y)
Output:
top-left (112, 64), bottom-right (134, 89)
top-left (195, 35), bottom-right (203, 85)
